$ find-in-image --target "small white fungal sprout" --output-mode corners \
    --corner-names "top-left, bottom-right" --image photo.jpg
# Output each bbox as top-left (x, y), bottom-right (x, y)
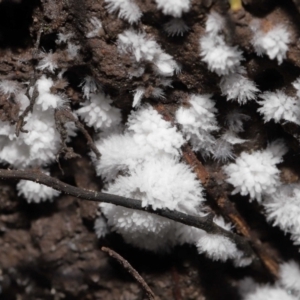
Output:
top-left (176, 94), bottom-right (219, 155)
top-left (132, 87), bottom-right (145, 107)
top-left (163, 18), bottom-right (189, 37)
top-left (196, 234), bottom-right (239, 262)
top-left (67, 43), bottom-right (80, 59)
top-left (17, 171), bottom-right (60, 203)
top-left (79, 76), bottom-right (99, 100)
top-left (86, 17), bottom-right (103, 38)
top-left (0, 80), bottom-right (21, 96)
top-left (104, 0), bottom-right (142, 24)
top-left (37, 51), bottom-right (58, 73)
top-left (56, 32), bottom-right (74, 44)
top-left (213, 131), bottom-right (246, 162)
top-left (94, 216), bottom-right (109, 238)
top-left (220, 71), bottom-right (259, 104)
top-left (225, 110), bottom-right (250, 133)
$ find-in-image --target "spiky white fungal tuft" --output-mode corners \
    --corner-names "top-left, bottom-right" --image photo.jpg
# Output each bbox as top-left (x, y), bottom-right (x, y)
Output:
top-left (86, 17), bottom-right (103, 38)
top-left (17, 173), bottom-right (60, 203)
top-left (104, 0), bottom-right (142, 24)
top-left (163, 18), bottom-right (189, 36)
top-left (251, 22), bottom-right (290, 64)
top-left (76, 92), bottom-right (121, 130)
top-left (94, 216), bottom-right (109, 238)
top-left (257, 91), bottom-right (300, 124)
top-left (176, 94), bottom-right (219, 155)
top-left (56, 32), bottom-right (74, 44)
top-left (200, 12), bottom-right (243, 76)
top-left (264, 184), bottom-right (300, 245)
top-left (117, 29), bottom-right (179, 77)
top-left (220, 72), bottom-right (259, 104)
top-left (200, 35), bottom-right (243, 76)
top-left (37, 52), bottom-right (58, 73)
top-left (155, 0), bottom-right (191, 17)
top-left (0, 80), bottom-right (21, 96)
top-left (278, 261), bottom-right (300, 295)
top-left (223, 140), bottom-right (287, 202)
top-left (196, 234), bottom-right (239, 261)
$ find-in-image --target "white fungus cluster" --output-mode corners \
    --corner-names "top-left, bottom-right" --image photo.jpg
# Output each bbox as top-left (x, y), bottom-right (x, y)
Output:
top-left (88, 102), bottom-right (246, 263)
top-left (264, 184), bottom-right (300, 246)
top-left (104, 0), bottom-right (142, 24)
top-left (93, 105), bottom-right (207, 252)
top-left (258, 90), bottom-right (300, 125)
top-left (223, 140), bottom-right (287, 202)
top-left (200, 12), bottom-right (243, 76)
top-left (176, 94), bottom-right (219, 156)
top-left (154, 0), bottom-right (191, 17)
top-left (220, 71), bottom-right (259, 105)
top-left (0, 77), bottom-right (74, 170)
top-left (37, 52), bottom-right (58, 73)
top-left (0, 30), bottom-right (84, 203)
top-left (213, 131), bottom-right (246, 162)
top-left (200, 12), bottom-right (259, 105)
top-left (117, 29), bottom-right (180, 76)
top-left (76, 92), bottom-right (121, 130)
top-left (251, 22), bottom-right (290, 65)
top-left (117, 29), bottom-right (180, 106)
top-left (17, 171), bottom-right (60, 204)
top-left (240, 261), bottom-right (300, 300)
top-left (3, 1), bottom-right (300, 290)
top-left (175, 94), bottom-right (248, 161)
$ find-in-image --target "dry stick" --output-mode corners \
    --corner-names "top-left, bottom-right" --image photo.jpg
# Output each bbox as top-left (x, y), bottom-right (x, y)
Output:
top-left (15, 85), bottom-right (39, 137)
top-left (55, 108), bottom-right (101, 159)
top-left (101, 246), bottom-right (156, 300)
top-left (182, 144), bottom-right (280, 277)
top-left (155, 104), bottom-right (280, 277)
top-left (15, 27), bottom-right (43, 137)
top-left (0, 168), bottom-right (255, 259)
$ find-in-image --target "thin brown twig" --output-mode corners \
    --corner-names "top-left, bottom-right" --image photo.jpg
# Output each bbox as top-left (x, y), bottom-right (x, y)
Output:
top-left (171, 266), bottom-right (182, 300)
top-left (182, 145), bottom-right (280, 277)
top-left (155, 103), bottom-right (280, 277)
top-left (15, 85), bottom-right (39, 137)
top-left (54, 107), bottom-right (100, 159)
top-left (0, 168), bottom-right (255, 260)
top-left (101, 246), bottom-right (156, 300)
top-left (15, 27), bottom-right (43, 137)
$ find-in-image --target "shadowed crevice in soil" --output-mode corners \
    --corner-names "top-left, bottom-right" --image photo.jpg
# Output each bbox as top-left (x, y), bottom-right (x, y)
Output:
top-left (0, 0), bottom-right (39, 48)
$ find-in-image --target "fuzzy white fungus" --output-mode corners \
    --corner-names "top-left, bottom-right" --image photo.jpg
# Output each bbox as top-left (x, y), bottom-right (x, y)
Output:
top-left (154, 0), bottom-right (191, 17)
top-left (220, 71), bottom-right (259, 104)
top-left (17, 173), bottom-right (60, 203)
top-left (163, 18), bottom-right (189, 36)
top-left (76, 92), bottom-right (121, 130)
top-left (223, 140), bottom-right (287, 202)
top-left (104, 0), bottom-right (142, 24)
top-left (251, 22), bottom-right (290, 65)
top-left (257, 91), bottom-right (300, 125)
top-left (176, 94), bottom-right (219, 155)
